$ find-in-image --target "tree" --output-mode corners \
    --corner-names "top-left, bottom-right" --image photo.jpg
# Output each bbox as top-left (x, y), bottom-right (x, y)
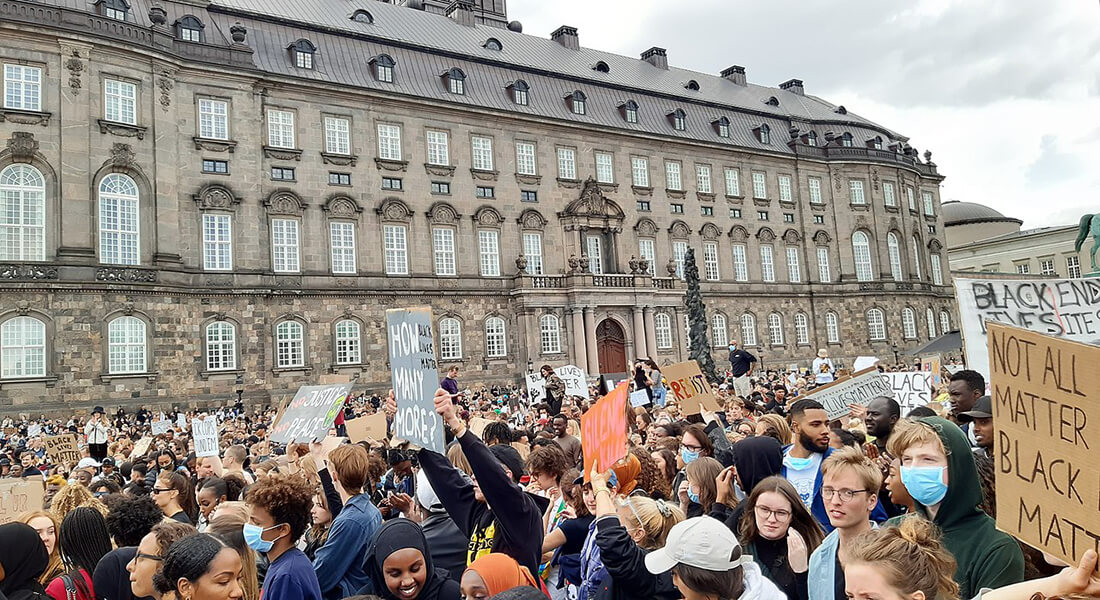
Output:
top-left (683, 248), bottom-right (720, 384)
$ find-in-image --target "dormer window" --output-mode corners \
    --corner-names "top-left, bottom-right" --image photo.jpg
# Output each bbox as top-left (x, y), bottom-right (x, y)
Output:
top-left (484, 38), bottom-right (502, 51)
top-left (669, 109), bottom-right (686, 131)
top-left (766, 96), bottom-right (780, 107)
top-left (290, 40), bottom-right (316, 69)
top-left (867, 136), bottom-right (883, 150)
top-left (593, 61), bottom-right (610, 73)
top-left (685, 80), bottom-right (700, 91)
top-left (351, 9), bottom-right (374, 24)
top-left (619, 100), bottom-right (638, 123)
top-left (176, 16), bottom-right (203, 42)
top-left (713, 117), bottom-right (730, 138)
top-left (99, 0), bottom-right (129, 20)
top-left (371, 54), bottom-right (395, 83)
top-left (509, 80), bottom-right (529, 106)
top-left (841, 132), bottom-right (854, 147)
top-left (835, 105), bottom-right (848, 115)
top-left (444, 68), bottom-right (466, 95)
top-left (805, 131), bottom-right (817, 146)
top-left (756, 124), bottom-right (771, 144)
top-left (567, 91), bottom-right (587, 115)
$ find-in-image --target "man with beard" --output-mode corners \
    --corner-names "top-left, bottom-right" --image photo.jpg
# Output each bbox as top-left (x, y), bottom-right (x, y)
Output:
top-left (863, 396), bottom-right (904, 518)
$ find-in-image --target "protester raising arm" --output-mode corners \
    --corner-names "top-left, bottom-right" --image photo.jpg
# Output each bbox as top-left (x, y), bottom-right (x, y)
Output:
top-left (979, 550), bottom-right (1100, 600)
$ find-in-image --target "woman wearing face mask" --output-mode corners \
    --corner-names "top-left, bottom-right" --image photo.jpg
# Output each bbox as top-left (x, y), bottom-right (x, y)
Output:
top-left (154, 472), bottom-right (199, 525)
top-left (737, 477), bottom-right (824, 600)
top-left (672, 426), bottom-right (714, 518)
top-left (242, 474), bottom-right (322, 600)
top-left (18, 510), bottom-right (63, 586)
top-left (460, 554), bottom-right (542, 600)
top-left (152, 534), bottom-right (244, 600)
top-left (365, 519), bottom-right (460, 600)
top-left (127, 521), bottom-right (197, 599)
top-left (677, 457), bottom-right (721, 517)
top-left (0, 522), bottom-right (50, 600)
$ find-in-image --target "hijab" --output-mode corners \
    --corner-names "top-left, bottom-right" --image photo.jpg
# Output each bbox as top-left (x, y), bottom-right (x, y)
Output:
top-left (733, 436), bottom-right (783, 493)
top-left (366, 519), bottom-right (458, 600)
top-left (610, 454), bottom-right (641, 496)
top-left (465, 554), bottom-right (539, 596)
top-left (0, 522), bottom-right (49, 596)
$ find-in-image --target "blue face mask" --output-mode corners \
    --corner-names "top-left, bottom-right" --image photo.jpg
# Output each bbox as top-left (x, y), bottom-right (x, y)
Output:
top-left (687, 488), bottom-right (700, 504)
top-left (242, 523), bottom-right (284, 554)
top-left (783, 455), bottom-right (814, 471)
top-left (680, 447), bottom-right (700, 465)
top-left (900, 466), bottom-right (949, 506)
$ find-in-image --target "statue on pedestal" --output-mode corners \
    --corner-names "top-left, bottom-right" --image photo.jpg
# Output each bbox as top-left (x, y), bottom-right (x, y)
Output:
top-left (515, 254), bottom-right (528, 274)
top-left (1074, 213), bottom-right (1100, 272)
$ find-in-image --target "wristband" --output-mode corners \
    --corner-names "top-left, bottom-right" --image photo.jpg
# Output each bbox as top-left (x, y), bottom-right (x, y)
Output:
top-left (594, 487), bottom-right (611, 497)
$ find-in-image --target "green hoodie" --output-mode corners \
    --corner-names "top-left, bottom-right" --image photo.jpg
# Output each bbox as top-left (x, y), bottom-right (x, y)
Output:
top-left (888, 417), bottom-right (1023, 598)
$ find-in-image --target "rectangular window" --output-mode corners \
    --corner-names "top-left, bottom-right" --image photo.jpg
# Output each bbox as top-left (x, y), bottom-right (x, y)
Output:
top-left (808, 177), bottom-right (823, 204)
top-left (479, 230), bottom-right (500, 276)
top-left (557, 148), bottom-right (576, 180)
top-left (932, 254), bottom-right (945, 285)
top-left (205, 323), bottom-right (236, 372)
top-left (757, 211), bottom-right (769, 221)
top-left (271, 218), bottom-right (300, 273)
top-left (516, 142), bottom-right (536, 175)
top-left (760, 245), bottom-right (775, 282)
top-left (778, 175), bottom-right (793, 202)
top-left (432, 227), bottom-right (456, 276)
top-left (431, 181), bottom-right (451, 195)
top-left (883, 182), bottom-right (897, 206)
top-left (595, 152), bottom-right (614, 184)
top-left (922, 191), bottom-right (935, 216)
top-left (586, 236), bottom-right (603, 274)
top-left (324, 116), bottom-right (350, 155)
top-left (426, 130), bottom-right (450, 166)
top-left (849, 180), bottom-right (866, 205)
top-left (703, 242), bottom-right (720, 281)
top-left (377, 123), bottom-right (402, 161)
top-left (725, 168), bottom-right (741, 197)
top-left (809, 215), bottom-right (823, 225)
top-left (328, 172), bottom-right (351, 186)
top-left (202, 160), bottom-right (228, 174)
top-left (786, 247), bottom-right (801, 283)
top-left (520, 190), bottom-right (538, 203)
top-left (271, 167), bottom-right (295, 181)
top-left (672, 241), bottom-right (688, 280)
top-left (202, 214), bottom-right (232, 271)
top-left (665, 161), bottom-right (683, 190)
top-left (906, 186), bottom-right (916, 211)
top-left (670, 203), bottom-right (684, 214)
top-left (639, 239), bottom-right (656, 275)
top-left (104, 79), bottom-right (137, 125)
top-left (329, 221), bottom-right (356, 274)
top-left (752, 172), bottom-right (767, 199)
top-left (3, 64), bottom-right (42, 111)
top-left (729, 208), bottom-right (742, 218)
top-left (381, 177), bottom-right (402, 190)
top-left (472, 136), bottom-right (494, 171)
top-left (1016, 263), bottom-right (1030, 274)
top-left (732, 244), bottom-right (748, 282)
top-left (295, 50), bottom-right (313, 69)
top-left (266, 109), bottom-right (295, 149)
top-left (383, 225), bottom-right (408, 275)
top-left (817, 247), bottom-right (831, 282)
top-left (198, 98), bottom-right (229, 140)
top-left (632, 157), bottom-right (649, 187)
top-left (783, 213), bottom-right (795, 223)
top-left (928, 225), bottom-right (937, 235)
top-left (476, 186), bottom-right (495, 199)
top-left (1067, 255), bottom-right (1081, 278)
top-left (637, 200), bottom-right (651, 212)
top-left (696, 164), bottom-right (712, 194)
top-left (701, 206), bottom-right (713, 217)
top-left (523, 232), bottom-right (543, 275)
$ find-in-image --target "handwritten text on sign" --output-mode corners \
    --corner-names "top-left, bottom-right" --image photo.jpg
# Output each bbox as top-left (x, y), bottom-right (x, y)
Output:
top-left (387, 308), bottom-right (445, 454)
top-left (581, 381), bottom-right (629, 481)
top-left (661, 360), bottom-right (720, 415)
top-left (270, 383), bottom-right (353, 444)
top-left (803, 367), bottom-right (894, 421)
top-left (0, 479), bottom-right (44, 524)
top-left (192, 416), bottom-right (219, 458)
top-left (44, 434), bottom-right (80, 466)
top-left (883, 372), bottom-right (932, 413)
top-left (988, 322), bottom-right (1099, 568)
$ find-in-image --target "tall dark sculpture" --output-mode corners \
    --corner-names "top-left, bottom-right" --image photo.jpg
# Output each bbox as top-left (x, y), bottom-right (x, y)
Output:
top-left (683, 248), bottom-right (720, 385)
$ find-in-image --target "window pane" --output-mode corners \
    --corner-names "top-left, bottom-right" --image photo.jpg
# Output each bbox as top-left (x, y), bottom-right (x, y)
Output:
top-left (3, 65), bottom-right (42, 111)
top-left (732, 244), bottom-right (748, 282)
top-left (205, 322), bottom-right (236, 371)
top-left (632, 157), bottom-right (649, 187)
top-left (595, 152), bottom-right (614, 184)
top-left (98, 174), bottom-right (140, 265)
top-left (655, 313), bottom-right (672, 349)
top-left (760, 245), bottom-right (775, 282)
top-left (266, 109), bottom-right (295, 149)
top-left (516, 142), bottom-right (536, 175)
top-left (335, 320), bottom-right (361, 365)
top-left (198, 99), bottom-right (229, 140)
top-left (696, 164), bottom-right (712, 194)
top-left (472, 136), bottom-right (494, 171)
top-left (1, 316), bottom-right (46, 378)
top-left (104, 79), bottom-right (136, 125)
top-left (433, 227), bottom-right (456, 276)
top-left (703, 242), bottom-right (720, 281)
top-left (330, 221), bottom-right (356, 274)
top-left (540, 315), bottom-right (561, 354)
top-left (276, 321), bottom-right (304, 368)
top-left (324, 117), bottom-right (351, 155)
top-left (639, 239), bottom-right (655, 275)
top-left (0, 165), bottom-right (46, 261)
top-left (377, 124), bottom-right (402, 161)
top-left (485, 317), bottom-right (506, 358)
top-left (479, 230), bottom-right (500, 276)
top-left (202, 213), bottom-right (232, 271)
top-left (523, 232), bottom-right (543, 275)
top-left (557, 148), bottom-right (576, 180)
top-left (271, 218), bottom-right (300, 272)
top-left (108, 316), bottom-right (146, 374)
top-left (384, 225), bottom-right (408, 275)
top-left (665, 161), bottom-right (682, 190)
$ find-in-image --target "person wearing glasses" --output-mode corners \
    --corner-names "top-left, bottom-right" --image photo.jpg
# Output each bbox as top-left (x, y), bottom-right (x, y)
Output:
top-left (806, 447), bottom-right (881, 600)
top-left (737, 476), bottom-right (824, 600)
top-left (153, 472), bottom-right (199, 525)
top-left (126, 521), bottom-right (197, 599)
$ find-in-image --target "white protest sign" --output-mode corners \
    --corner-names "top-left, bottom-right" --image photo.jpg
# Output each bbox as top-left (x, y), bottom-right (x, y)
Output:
top-left (192, 415), bottom-right (219, 458)
top-left (26, 424), bottom-right (41, 438)
top-left (150, 416), bottom-right (171, 436)
top-left (629, 389), bottom-right (650, 408)
top-left (954, 277), bottom-right (1100, 378)
top-left (853, 356), bottom-right (880, 371)
top-left (525, 373), bottom-right (546, 402)
top-left (177, 413), bottom-right (188, 432)
top-left (557, 365), bottom-right (590, 399)
top-left (883, 372), bottom-right (932, 413)
top-left (803, 367), bottom-right (894, 420)
top-left (386, 308), bottom-right (445, 454)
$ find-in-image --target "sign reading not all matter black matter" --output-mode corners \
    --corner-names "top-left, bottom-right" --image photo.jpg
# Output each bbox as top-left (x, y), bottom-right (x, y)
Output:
top-left (387, 307), bottom-right (446, 454)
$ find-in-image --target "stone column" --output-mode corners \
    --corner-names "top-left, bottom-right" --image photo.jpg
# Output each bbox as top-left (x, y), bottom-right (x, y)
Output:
top-left (570, 308), bottom-right (586, 367)
top-left (643, 306), bottom-right (657, 357)
top-left (583, 306), bottom-right (599, 375)
top-left (632, 306), bottom-right (647, 358)
top-left (151, 63), bottom-right (182, 265)
top-left (671, 306), bottom-right (685, 362)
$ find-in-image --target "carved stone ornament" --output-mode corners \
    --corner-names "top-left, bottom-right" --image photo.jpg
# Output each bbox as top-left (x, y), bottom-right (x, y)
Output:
top-left (0, 264), bottom-right (59, 280)
top-left (568, 254), bottom-right (580, 273)
top-left (16, 301), bottom-right (30, 315)
top-left (729, 225), bottom-right (749, 242)
top-left (109, 143), bottom-right (136, 169)
top-left (634, 218), bottom-right (658, 237)
top-left (871, 167), bottom-right (880, 191)
top-left (578, 253), bottom-right (590, 271)
top-left (205, 275), bottom-right (233, 287)
top-left (98, 120), bottom-right (147, 140)
top-left (428, 202), bottom-right (459, 225)
top-left (65, 49), bottom-right (84, 95)
top-left (157, 75), bottom-right (174, 111)
top-left (275, 276), bottom-right (303, 288)
top-left (832, 169), bottom-right (842, 191)
top-left (0, 110), bottom-right (51, 126)
top-left (148, 4), bottom-right (167, 26)
top-left (424, 163), bottom-right (456, 177)
top-left (230, 22), bottom-right (248, 44)
top-left (638, 257), bottom-right (650, 274)
top-left (194, 185), bottom-right (239, 211)
top-left (518, 209), bottom-right (546, 230)
top-left (666, 257), bottom-right (678, 276)
top-left (631, 185), bottom-right (653, 197)
top-left (700, 223), bottom-right (721, 240)
top-left (889, 217), bottom-right (900, 231)
top-left (96, 268), bottom-right (157, 283)
top-left (193, 138), bottom-right (237, 153)
top-left (666, 188), bottom-right (687, 200)
top-left (264, 191), bottom-right (305, 216)
top-left (474, 206), bottom-right (503, 227)
top-left (562, 178), bottom-right (625, 220)
top-left (757, 227), bottom-right (776, 243)
top-left (374, 157), bottom-right (408, 172)
top-left (813, 230), bottom-right (832, 245)
top-left (515, 254), bottom-right (528, 273)
top-left (628, 255), bottom-right (640, 274)
top-left (322, 152), bottom-right (358, 167)
top-left (556, 177), bottom-right (582, 190)
top-left (515, 173), bottom-right (541, 186)
top-left (470, 168), bottom-right (498, 182)
top-left (669, 220), bottom-right (691, 239)
top-left (263, 147), bottom-right (302, 161)
top-left (6, 132), bottom-right (39, 161)
top-left (377, 199), bottom-right (412, 222)
top-left (783, 229), bottom-right (801, 244)
top-left (324, 196), bottom-right (361, 219)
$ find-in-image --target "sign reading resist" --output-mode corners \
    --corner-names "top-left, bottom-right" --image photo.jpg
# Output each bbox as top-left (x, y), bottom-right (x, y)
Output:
top-left (387, 307), bottom-right (445, 454)
top-left (270, 383), bottom-right (353, 444)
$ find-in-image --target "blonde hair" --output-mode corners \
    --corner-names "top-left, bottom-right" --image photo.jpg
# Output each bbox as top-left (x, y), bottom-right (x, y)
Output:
top-left (820, 446), bottom-right (882, 492)
top-left (211, 500), bottom-right (251, 523)
top-left (842, 517), bottom-right (959, 600)
top-left (887, 419), bottom-right (948, 459)
top-left (757, 414), bottom-right (792, 445)
top-left (446, 443), bottom-right (473, 476)
top-left (619, 496), bottom-right (685, 550)
top-left (49, 484), bottom-right (108, 519)
top-left (18, 510), bottom-right (64, 585)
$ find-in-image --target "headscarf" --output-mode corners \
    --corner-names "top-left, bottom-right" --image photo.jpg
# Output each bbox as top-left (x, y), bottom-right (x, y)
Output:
top-left (0, 522), bottom-right (49, 595)
top-left (610, 454), bottom-right (641, 496)
top-left (465, 554), bottom-right (540, 596)
top-left (366, 519), bottom-right (455, 600)
top-left (732, 436), bottom-right (783, 493)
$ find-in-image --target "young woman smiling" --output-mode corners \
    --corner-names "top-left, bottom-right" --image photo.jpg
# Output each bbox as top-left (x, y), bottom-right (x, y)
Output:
top-left (365, 519), bottom-right (460, 600)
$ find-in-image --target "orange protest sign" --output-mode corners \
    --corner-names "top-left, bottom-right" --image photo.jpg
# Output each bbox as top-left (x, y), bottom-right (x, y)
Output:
top-left (662, 360), bottom-right (720, 415)
top-left (581, 380), bottom-right (629, 481)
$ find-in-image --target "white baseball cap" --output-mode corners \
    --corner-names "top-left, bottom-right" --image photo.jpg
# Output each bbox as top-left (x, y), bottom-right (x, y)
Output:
top-left (644, 516), bottom-right (753, 574)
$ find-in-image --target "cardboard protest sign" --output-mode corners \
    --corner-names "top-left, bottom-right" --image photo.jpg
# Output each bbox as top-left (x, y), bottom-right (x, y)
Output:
top-left (988, 322), bottom-right (1100, 568)
top-left (525, 373), bottom-right (546, 402)
top-left (511, 441), bottom-right (530, 460)
top-left (346, 412), bottom-right (388, 444)
top-left (468, 417), bottom-right (492, 439)
top-left (920, 354), bottom-right (943, 386)
top-left (386, 308), bottom-right (445, 454)
top-left (131, 437), bottom-right (154, 459)
top-left (192, 415), bottom-right (219, 458)
top-left (269, 383), bottom-right (354, 444)
top-left (580, 381), bottom-right (629, 481)
top-left (803, 367), bottom-right (893, 421)
top-left (883, 372), bottom-right (932, 413)
top-left (0, 479), bottom-right (44, 524)
top-left (662, 361), bottom-right (720, 415)
top-left (557, 365), bottom-right (590, 399)
top-left (44, 434), bottom-right (80, 466)
top-left (151, 416), bottom-right (171, 436)
top-left (319, 436), bottom-right (346, 455)
top-left (629, 389), bottom-right (650, 408)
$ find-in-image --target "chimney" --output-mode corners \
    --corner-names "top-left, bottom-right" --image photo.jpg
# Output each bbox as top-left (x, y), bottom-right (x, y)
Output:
top-left (721, 65), bottom-right (746, 86)
top-left (641, 47), bottom-right (667, 70)
top-left (446, 0), bottom-right (475, 27)
top-left (779, 78), bottom-right (804, 96)
top-left (550, 26), bottom-right (579, 50)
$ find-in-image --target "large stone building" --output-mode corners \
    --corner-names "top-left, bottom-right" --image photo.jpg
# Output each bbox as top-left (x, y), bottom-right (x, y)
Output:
top-left (0, 0), bottom-right (954, 411)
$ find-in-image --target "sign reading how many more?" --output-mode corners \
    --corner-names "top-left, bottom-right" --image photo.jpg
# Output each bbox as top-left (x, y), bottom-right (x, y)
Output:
top-left (387, 307), bottom-right (446, 454)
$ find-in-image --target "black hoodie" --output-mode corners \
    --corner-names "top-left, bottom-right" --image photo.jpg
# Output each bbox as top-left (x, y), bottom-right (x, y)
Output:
top-left (709, 436), bottom-right (783, 533)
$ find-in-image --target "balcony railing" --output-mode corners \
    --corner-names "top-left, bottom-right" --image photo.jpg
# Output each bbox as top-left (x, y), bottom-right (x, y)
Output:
top-left (518, 273), bottom-right (680, 291)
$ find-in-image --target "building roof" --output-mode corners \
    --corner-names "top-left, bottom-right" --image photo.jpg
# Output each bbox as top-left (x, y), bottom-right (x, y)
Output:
top-left (947, 224), bottom-right (1077, 252)
top-left (941, 201), bottom-right (1023, 227)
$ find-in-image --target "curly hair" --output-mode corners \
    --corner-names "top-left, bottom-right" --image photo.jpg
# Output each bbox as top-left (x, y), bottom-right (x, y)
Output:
top-left (525, 445), bottom-right (570, 480)
top-left (153, 534), bottom-right (229, 596)
top-left (244, 473), bottom-right (315, 543)
top-left (104, 493), bottom-right (165, 546)
top-left (51, 483), bottom-right (108, 519)
top-left (631, 447), bottom-right (670, 500)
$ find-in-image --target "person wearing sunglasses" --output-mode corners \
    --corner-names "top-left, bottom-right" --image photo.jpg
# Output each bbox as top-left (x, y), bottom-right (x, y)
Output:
top-left (126, 521), bottom-right (197, 600)
top-left (153, 472), bottom-right (198, 525)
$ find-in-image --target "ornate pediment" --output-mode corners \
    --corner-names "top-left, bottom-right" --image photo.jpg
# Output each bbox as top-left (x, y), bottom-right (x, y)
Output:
top-left (427, 202), bottom-right (460, 225)
top-left (518, 209), bottom-right (547, 230)
top-left (729, 225), bottom-right (750, 242)
top-left (560, 177), bottom-right (625, 221)
top-left (473, 206), bottom-right (503, 227)
top-left (376, 198), bottom-right (412, 222)
top-left (634, 218), bottom-right (658, 237)
top-left (193, 184), bottom-right (239, 211)
top-left (669, 220), bottom-right (691, 239)
top-left (757, 227), bottom-right (776, 242)
top-left (700, 223), bottom-right (721, 240)
top-left (813, 230), bottom-right (832, 245)
top-left (324, 195), bottom-right (362, 219)
top-left (782, 228), bottom-right (801, 244)
top-left (264, 191), bottom-right (306, 216)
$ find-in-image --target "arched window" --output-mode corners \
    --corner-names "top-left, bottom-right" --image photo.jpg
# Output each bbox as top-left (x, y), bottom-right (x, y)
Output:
top-left (685, 79), bottom-right (700, 91)
top-left (940, 311), bottom-right (951, 335)
top-left (841, 132), bottom-right (854, 147)
top-left (887, 232), bottom-right (903, 281)
top-left (108, 316), bottom-right (146, 374)
top-left (670, 109), bottom-right (686, 131)
top-left (759, 124), bottom-right (771, 144)
top-left (902, 308), bottom-right (917, 339)
top-left (711, 314), bottom-right (728, 347)
top-left (806, 131), bottom-right (818, 147)
top-left (654, 313), bottom-right (672, 349)
top-left (825, 312), bottom-right (840, 343)
top-left (510, 79), bottom-right (529, 106)
top-left (1, 316), bottom-right (46, 378)
top-left (205, 321), bottom-right (236, 371)
top-left (445, 68), bottom-right (466, 95)
top-left (351, 9), bottom-right (373, 24)
top-left (740, 314), bottom-right (757, 346)
top-left (275, 321), bottom-right (304, 368)
top-left (290, 40), bottom-right (316, 69)
top-left (371, 54), bottom-right (395, 83)
top-left (539, 314), bottom-right (561, 354)
top-left (334, 319), bottom-right (361, 365)
top-left (439, 317), bottom-right (462, 360)
top-left (926, 308), bottom-right (937, 339)
top-left (866, 309), bottom-right (886, 341)
top-left (485, 317), bottom-right (506, 358)
top-left (98, 173), bottom-right (140, 265)
top-left (568, 91), bottom-right (587, 115)
top-left (483, 38), bottom-right (502, 51)
top-left (852, 231), bottom-right (873, 282)
top-left (0, 164), bottom-right (46, 261)
top-left (794, 313), bottom-right (809, 345)
top-left (176, 16), bottom-right (204, 42)
top-left (593, 61), bottom-right (610, 73)
top-left (767, 313), bottom-right (784, 346)
top-left (912, 236), bottom-right (923, 280)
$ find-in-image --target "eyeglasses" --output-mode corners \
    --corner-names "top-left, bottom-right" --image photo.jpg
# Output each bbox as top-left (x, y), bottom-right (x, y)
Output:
top-left (134, 553), bottom-right (163, 562)
top-left (754, 505), bottom-right (792, 521)
top-left (151, 488), bottom-right (172, 495)
top-left (821, 487), bottom-right (869, 502)
top-left (680, 443), bottom-right (703, 452)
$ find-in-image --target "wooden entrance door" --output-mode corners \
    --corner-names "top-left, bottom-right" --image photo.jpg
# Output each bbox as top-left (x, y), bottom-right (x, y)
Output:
top-left (596, 319), bottom-right (627, 375)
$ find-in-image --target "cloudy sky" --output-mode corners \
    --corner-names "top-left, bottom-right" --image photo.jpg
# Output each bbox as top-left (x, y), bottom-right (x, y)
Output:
top-left (516, 0), bottom-right (1100, 229)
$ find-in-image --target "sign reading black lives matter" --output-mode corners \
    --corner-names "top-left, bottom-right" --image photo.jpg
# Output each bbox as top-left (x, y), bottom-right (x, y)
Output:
top-left (802, 367), bottom-right (894, 420)
top-left (270, 383), bottom-right (354, 444)
top-left (387, 307), bottom-right (445, 454)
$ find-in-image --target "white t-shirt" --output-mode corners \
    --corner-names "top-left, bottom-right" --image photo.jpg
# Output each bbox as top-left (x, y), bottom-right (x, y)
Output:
top-left (812, 357), bottom-right (835, 384)
top-left (783, 449), bottom-right (823, 509)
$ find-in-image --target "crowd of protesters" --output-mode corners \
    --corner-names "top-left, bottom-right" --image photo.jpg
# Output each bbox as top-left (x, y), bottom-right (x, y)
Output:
top-left (0, 351), bottom-right (1096, 600)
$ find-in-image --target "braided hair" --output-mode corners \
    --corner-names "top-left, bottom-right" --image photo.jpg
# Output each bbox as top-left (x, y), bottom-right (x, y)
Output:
top-left (59, 507), bottom-right (113, 598)
top-left (152, 534), bottom-right (228, 596)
